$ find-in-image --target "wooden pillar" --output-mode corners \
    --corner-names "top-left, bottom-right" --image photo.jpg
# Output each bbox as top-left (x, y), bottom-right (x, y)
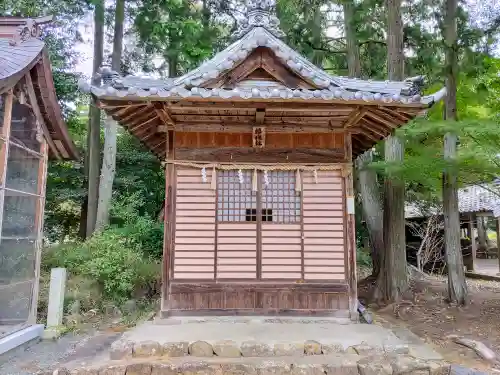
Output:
top-left (467, 212), bottom-right (476, 272)
top-left (496, 218), bottom-right (500, 275)
top-left (344, 133), bottom-right (357, 320)
top-left (0, 90), bottom-right (13, 240)
top-left (29, 140), bottom-right (48, 324)
top-left (161, 130), bottom-right (174, 312)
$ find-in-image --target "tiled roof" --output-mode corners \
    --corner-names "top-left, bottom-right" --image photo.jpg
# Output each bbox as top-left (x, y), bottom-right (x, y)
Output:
top-left (405, 184), bottom-right (500, 218)
top-left (79, 3), bottom-right (445, 106)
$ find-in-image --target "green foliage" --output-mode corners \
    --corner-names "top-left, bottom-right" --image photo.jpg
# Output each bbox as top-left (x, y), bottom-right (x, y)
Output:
top-left (43, 226), bottom-right (161, 304)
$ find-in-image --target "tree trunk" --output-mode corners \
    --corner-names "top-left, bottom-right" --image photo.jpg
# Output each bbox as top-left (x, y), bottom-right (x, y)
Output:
top-left (343, 0), bottom-right (383, 277)
top-left (443, 0), bottom-right (467, 304)
top-left (477, 217), bottom-right (489, 250)
top-left (343, 0), bottom-right (361, 78)
top-left (356, 152), bottom-right (384, 277)
top-left (375, 0), bottom-right (408, 302)
top-left (95, 0), bottom-right (125, 232)
top-left (85, 0), bottom-right (105, 237)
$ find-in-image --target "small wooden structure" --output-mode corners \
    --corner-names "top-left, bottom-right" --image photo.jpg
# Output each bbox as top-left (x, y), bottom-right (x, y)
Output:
top-left (406, 184), bottom-right (500, 273)
top-left (83, 1), bottom-right (444, 319)
top-left (0, 16), bottom-right (77, 340)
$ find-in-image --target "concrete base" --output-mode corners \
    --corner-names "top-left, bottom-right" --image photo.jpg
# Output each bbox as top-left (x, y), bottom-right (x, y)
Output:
top-left (0, 324), bottom-right (43, 355)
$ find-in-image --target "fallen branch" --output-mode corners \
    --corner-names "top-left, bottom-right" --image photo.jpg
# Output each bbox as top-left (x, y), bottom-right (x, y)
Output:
top-left (447, 335), bottom-right (497, 363)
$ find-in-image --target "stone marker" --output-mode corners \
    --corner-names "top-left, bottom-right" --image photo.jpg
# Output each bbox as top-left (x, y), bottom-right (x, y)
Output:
top-left (43, 268), bottom-right (67, 340)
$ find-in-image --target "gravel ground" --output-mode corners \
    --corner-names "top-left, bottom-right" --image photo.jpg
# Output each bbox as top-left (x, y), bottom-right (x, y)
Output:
top-left (0, 330), bottom-right (120, 375)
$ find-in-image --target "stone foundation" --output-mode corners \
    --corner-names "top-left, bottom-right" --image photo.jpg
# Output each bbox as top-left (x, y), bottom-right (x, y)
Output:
top-left (108, 338), bottom-right (410, 360)
top-left (42, 353), bottom-right (451, 375)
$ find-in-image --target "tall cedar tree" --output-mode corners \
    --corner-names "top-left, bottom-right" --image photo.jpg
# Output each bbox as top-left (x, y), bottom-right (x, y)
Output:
top-left (343, 0), bottom-right (384, 278)
top-left (95, 0), bottom-right (126, 231)
top-left (85, 0), bottom-right (105, 237)
top-left (443, 0), bottom-right (468, 303)
top-left (376, 0), bottom-right (408, 302)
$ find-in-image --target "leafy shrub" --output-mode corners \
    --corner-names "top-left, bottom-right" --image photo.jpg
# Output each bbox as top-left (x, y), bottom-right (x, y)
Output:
top-left (43, 227), bottom-right (160, 304)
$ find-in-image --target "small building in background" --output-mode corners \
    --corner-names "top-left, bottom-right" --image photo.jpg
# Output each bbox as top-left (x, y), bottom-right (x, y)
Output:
top-left (0, 16), bottom-right (78, 353)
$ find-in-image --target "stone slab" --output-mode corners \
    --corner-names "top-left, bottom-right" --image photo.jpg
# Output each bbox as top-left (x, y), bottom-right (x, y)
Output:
top-left (121, 321), bottom-right (402, 352)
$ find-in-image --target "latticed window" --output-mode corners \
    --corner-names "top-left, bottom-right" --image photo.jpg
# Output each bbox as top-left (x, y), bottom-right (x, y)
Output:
top-left (217, 170), bottom-right (301, 223)
top-left (262, 171), bottom-right (301, 223)
top-left (217, 170), bottom-right (256, 222)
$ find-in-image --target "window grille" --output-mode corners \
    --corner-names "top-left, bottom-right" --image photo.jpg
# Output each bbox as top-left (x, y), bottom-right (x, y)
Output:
top-left (261, 171), bottom-right (301, 223)
top-left (217, 170), bottom-right (301, 223)
top-left (217, 170), bottom-right (256, 222)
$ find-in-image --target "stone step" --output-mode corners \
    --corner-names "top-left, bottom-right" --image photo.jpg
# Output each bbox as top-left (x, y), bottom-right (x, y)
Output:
top-left (109, 338), bottom-right (415, 361)
top-left (43, 352), bottom-right (451, 375)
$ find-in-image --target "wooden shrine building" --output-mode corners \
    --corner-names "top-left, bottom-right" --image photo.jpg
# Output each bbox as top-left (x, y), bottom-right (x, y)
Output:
top-left (0, 16), bottom-right (78, 348)
top-left (81, 0), bottom-right (445, 319)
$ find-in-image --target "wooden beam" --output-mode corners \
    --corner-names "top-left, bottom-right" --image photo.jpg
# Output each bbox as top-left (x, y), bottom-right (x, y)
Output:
top-left (154, 102), bottom-right (176, 125)
top-left (24, 73), bottom-right (61, 159)
top-left (115, 104), bottom-right (152, 123)
top-left (369, 108), bottom-right (407, 127)
top-left (158, 123), bottom-right (357, 134)
top-left (364, 110), bottom-right (400, 129)
top-left (378, 106), bottom-right (414, 122)
top-left (173, 147), bottom-right (345, 163)
top-left (128, 115), bottom-right (159, 133)
top-left (255, 108), bottom-right (265, 125)
top-left (343, 107), bottom-right (366, 129)
top-left (359, 125), bottom-right (382, 142)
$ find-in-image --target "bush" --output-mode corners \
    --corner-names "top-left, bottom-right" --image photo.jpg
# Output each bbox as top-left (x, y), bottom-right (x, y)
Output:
top-left (43, 227), bottom-right (160, 304)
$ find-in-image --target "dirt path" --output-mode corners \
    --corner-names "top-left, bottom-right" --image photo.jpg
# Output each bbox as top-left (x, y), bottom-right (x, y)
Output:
top-left (0, 330), bottom-right (120, 375)
top-left (360, 275), bottom-right (500, 373)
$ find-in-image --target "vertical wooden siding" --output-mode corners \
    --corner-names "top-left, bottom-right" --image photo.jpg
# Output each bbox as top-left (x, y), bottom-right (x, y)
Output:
top-left (302, 170), bottom-right (345, 280)
top-left (174, 168), bottom-right (216, 279)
